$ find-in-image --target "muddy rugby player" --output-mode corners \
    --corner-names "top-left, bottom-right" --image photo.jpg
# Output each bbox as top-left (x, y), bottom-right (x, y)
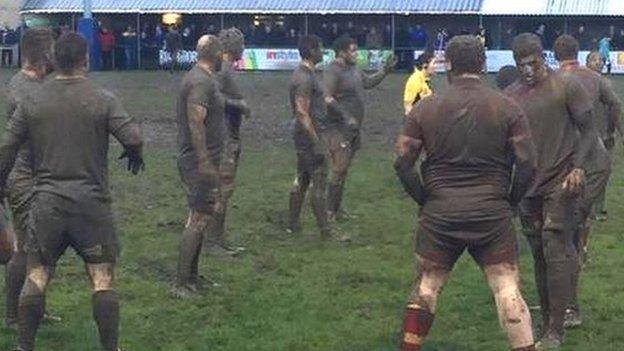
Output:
top-left (553, 34), bottom-right (623, 329)
top-left (323, 34), bottom-right (396, 221)
top-left (4, 27), bottom-right (56, 331)
top-left (0, 32), bottom-right (144, 351)
top-left (394, 35), bottom-right (537, 351)
top-left (505, 33), bottom-right (596, 349)
top-left (287, 35), bottom-right (332, 238)
top-left (173, 35), bottom-right (226, 299)
top-left (205, 27), bottom-right (249, 256)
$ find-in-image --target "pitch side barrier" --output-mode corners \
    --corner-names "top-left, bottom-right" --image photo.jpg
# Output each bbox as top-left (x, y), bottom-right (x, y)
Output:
top-left (414, 50), bottom-right (624, 74)
top-left (159, 48), bottom-right (393, 71)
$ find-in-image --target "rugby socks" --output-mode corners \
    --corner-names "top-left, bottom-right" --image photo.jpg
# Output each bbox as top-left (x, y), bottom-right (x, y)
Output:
top-left (400, 306), bottom-right (434, 351)
top-left (93, 290), bottom-right (120, 351)
top-left (6, 251), bottom-right (27, 324)
top-left (18, 294), bottom-right (45, 351)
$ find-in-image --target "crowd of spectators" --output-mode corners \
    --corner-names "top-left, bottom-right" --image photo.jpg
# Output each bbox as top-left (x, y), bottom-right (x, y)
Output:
top-left (4, 16), bottom-right (624, 70)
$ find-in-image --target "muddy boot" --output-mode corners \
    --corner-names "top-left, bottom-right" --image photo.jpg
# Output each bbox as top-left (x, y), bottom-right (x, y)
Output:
top-left (535, 330), bottom-right (562, 350)
top-left (169, 282), bottom-right (201, 300)
top-left (563, 307), bottom-right (582, 329)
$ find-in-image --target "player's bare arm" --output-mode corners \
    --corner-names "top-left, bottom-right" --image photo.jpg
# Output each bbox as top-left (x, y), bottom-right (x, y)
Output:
top-left (362, 54), bottom-right (396, 89)
top-left (394, 134), bottom-right (425, 206)
top-left (508, 108), bottom-right (537, 205)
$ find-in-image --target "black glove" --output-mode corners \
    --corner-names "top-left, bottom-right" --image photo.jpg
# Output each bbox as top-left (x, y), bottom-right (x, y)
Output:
top-left (119, 149), bottom-right (145, 175)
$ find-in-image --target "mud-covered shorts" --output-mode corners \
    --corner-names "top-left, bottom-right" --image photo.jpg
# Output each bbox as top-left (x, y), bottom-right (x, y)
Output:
top-left (28, 193), bottom-right (119, 266)
top-left (416, 211), bottom-right (518, 269)
top-left (178, 157), bottom-right (220, 213)
top-left (7, 175), bottom-right (34, 252)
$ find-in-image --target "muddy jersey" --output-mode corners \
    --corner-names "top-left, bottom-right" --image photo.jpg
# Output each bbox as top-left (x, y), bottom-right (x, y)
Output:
top-left (6, 71), bottom-right (42, 183)
top-left (290, 64), bottom-right (328, 145)
top-left (324, 61), bottom-right (385, 130)
top-left (505, 71), bottom-right (593, 197)
top-left (217, 64), bottom-right (244, 140)
top-left (593, 77), bottom-right (622, 143)
top-left (177, 65), bottom-right (225, 168)
top-left (0, 76), bottom-right (142, 204)
top-left (559, 62), bottom-right (612, 172)
top-left (403, 77), bottom-right (535, 220)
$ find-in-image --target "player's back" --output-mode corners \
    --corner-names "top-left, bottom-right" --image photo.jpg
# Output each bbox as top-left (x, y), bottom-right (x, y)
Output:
top-left (414, 76), bottom-right (522, 216)
top-left (25, 76), bottom-right (121, 202)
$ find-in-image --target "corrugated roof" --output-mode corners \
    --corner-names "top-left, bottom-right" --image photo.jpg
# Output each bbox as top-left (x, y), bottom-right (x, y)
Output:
top-left (20, 0), bottom-right (484, 14)
top-left (482, 0), bottom-right (624, 15)
top-left (544, 0), bottom-right (624, 15)
top-left (480, 0), bottom-right (546, 15)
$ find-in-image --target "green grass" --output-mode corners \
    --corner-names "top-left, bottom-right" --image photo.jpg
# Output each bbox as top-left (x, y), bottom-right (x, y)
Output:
top-left (0, 70), bottom-right (622, 350)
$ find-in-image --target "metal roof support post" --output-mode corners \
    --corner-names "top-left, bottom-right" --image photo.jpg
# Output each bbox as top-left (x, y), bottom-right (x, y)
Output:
top-left (479, 14), bottom-right (483, 27)
top-left (304, 14), bottom-right (309, 35)
top-left (137, 12), bottom-right (141, 69)
top-left (220, 14), bottom-right (225, 30)
top-left (564, 18), bottom-right (568, 34)
top-left (391, 14), bottom-right (396, 50)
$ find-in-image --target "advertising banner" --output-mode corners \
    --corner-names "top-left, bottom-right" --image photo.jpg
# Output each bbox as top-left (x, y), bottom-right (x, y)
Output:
top-left (160, 48), bottom-right (393, 71)
top-left (414, 50), bottom-right (624, 74)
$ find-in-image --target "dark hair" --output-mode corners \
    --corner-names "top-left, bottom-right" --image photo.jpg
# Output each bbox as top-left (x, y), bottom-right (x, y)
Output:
top-left (218, 27), bottom-right (245, 59)
top-left (496, 65), bottom-right (521, 90)
top-left (21, 27), bottom-right (54, 68)
top-left (196, 35), bottom-right (222, 62)
top-left (512, 33), bottom-right (543, 60)
top-left (414, 51), bottom-right (434, 70)
top-left (333, 34), bottom-right (356, 54)
top-left (298, 35), bottom-right (322, 60)
top-left (553, 34), bottom-right (579, 61)
top-left (445, 35), bottom-right (485, 75)
top-left (54, 32), bottom-right (88, 73)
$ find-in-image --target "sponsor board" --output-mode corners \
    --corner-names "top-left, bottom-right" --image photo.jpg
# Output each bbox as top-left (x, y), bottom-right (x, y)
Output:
top-left (160, 48), bottom-right (393, 71)
top-left (414, 50), bottom-right (624, 74)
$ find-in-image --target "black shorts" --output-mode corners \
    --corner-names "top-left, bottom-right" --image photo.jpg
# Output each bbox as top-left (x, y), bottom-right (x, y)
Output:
top-left (28, 193), bottom-right (119, 266)
top-left (416, 212), bottom-right (517, 269)
top-left (178, 159), bottom-right (220, 213)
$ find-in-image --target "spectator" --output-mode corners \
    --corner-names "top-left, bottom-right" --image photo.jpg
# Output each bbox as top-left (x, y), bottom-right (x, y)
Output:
top-left (286, 28), bottom-right (299, 47)
top-left (1, 27), bottom-right (18, 67)
top-left (535, 23), bottom-right (547, 48)
top-left (245, 23), bottom-right (257, 46)
top-left (165, 26), bottom-right (183, 72)
top-left (613, 28), bottom-right (624, 50)
top-left (574, 24), bottom-right (591, 50)
top-left (501, 25), bottom-right (516, 49)
top-left (182, 26), bottom-right (194, 48)
top-left (275, 23), bottom-right (287, 46)
top-left (154, 25), bottom-right (165, 48)
top-left (598, 35), bottom-right (612, 74)
top-left (434, 28), bottom-right (449, 51)
top-left (122, 25), bottom-right (138, 69)
top-left (330, 23), bottom-right (340, 44)
top-left (410, 24), bottom-right (428, 49)
top-left (366, 26), bottom-right (383, 49)
top-left (384, 24), bottom-right (392, 47)
top-left (475, 26), bottom-right (488, 49)
top-left (320, 22), bottom-right (332, 46)
top-left (99, 27), bottom-right (115, 70)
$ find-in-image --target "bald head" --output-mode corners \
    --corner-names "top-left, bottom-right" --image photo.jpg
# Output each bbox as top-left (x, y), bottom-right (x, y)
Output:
top-left (196, 35), bottom-right (223, 71)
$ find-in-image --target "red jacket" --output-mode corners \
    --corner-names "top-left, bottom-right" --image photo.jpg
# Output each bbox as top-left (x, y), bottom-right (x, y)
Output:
top-left (99, 31), bottom-right (115, 52)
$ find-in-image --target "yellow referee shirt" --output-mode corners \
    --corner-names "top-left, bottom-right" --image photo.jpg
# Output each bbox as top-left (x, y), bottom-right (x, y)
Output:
top-left (403, 68), bottom-right (432, 115)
